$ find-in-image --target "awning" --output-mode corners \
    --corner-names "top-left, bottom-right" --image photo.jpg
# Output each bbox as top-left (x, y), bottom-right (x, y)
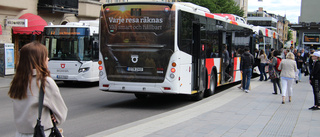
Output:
top-left (0, 25), bottom-right (2, 35)
top-left (12, 13), bottom-right (47, 35)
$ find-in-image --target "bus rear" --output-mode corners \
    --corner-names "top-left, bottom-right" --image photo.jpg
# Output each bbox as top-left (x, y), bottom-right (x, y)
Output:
top-left (99, 3), bottom-right (177, 95)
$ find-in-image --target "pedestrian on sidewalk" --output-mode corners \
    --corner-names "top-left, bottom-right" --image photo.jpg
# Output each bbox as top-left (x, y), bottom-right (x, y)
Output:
top-left (269, 50), bottom-right (282, 95)
top-left (240, 47), bottom-right (254, 93)
top-left (8, 41), bottom-right (68, 136)
top-left (278, 52), bottom-right (298, 104)
top-left (296, 52), bottom-right (304, 82)
top-left (309, 51), bottom-right (320, 110)
top-left (258, 49), bottom-right (268, 81)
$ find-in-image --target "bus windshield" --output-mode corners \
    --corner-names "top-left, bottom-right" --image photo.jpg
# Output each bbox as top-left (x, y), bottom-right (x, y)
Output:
top-left (43, 27), bottom-right (93, 61)
top-left (100, 3), bottom-right (175, 82)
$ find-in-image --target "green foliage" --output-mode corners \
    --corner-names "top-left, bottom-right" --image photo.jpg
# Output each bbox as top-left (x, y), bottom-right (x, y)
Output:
top-left (286, 28), bottom-right (293, 43)
top-left (181, 0), bottom-right (244, 17)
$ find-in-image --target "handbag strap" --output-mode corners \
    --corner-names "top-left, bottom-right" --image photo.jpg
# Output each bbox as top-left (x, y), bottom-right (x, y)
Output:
top-left (37, 84), bottom-right (44, 121)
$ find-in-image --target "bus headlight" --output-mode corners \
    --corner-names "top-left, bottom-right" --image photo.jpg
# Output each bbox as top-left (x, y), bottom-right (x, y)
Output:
top-left (79, 67), bottom-right (90, 73)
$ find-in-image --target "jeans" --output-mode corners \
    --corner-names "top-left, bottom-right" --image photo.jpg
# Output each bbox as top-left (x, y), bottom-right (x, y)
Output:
top-left (242, 68), bottom-right (252, 90)
top-left (259, 63), bottom-right (267, 81)
top-left (298, 68), bottom-right (301, 81)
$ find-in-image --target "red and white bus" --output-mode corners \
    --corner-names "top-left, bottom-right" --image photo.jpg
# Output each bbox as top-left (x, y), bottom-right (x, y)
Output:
top-left (98, 2), bottom-right (254, 100)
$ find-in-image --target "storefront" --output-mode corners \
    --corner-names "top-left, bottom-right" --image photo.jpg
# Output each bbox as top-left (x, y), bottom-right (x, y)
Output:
top-left (12, 13), bottom-right (47, 65)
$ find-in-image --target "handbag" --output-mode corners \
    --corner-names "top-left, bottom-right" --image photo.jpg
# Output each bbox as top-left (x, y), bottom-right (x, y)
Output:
top-left (34, 84), bottom-right (62, 137)
top-left (49, 110), bottom-right (62, 137)
top-left (34, 85), bottom-right (45, 137)
top-left (269, 67), bottom-right (278, 79)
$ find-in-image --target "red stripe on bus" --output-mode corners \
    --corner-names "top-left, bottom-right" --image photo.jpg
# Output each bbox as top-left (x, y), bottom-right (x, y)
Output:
top-left (206, 58), bottom-right (214, 88)
top-left (205, 13), bottom-right (214, 19)
top-left (233, 58), bottom-right (238, 81)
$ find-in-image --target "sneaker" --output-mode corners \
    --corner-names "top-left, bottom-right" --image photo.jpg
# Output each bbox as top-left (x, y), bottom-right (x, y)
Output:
top-left (272, 93), bottom-right (277, 95)
top-left (245, 90), bottom-right (249, 93)
top-left (312, 107), bottom-right (320, 110)
top-left (309, 106), bottom-right (317, 110)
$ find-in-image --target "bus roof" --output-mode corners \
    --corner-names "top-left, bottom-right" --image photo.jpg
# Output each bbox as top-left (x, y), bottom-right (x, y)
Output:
top-left (44, 20), bottom-right (99, 35)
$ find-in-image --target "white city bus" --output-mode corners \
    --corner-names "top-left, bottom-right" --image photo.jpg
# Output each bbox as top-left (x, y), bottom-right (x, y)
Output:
top-left (252, 26), bottom-right (279, 73)
top-left (43, 20), bottom-right (99, 83)
top-left (98, 2), bottom-right (254, 100)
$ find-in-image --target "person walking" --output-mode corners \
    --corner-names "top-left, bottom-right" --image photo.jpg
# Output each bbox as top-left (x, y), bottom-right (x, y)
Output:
top-left (278, 52), bottom-right (298, 104)
top-left (309, 51), bottom-right (320, 110)
top-left (240, 47), bottom-right (255, 93)
top-left (296, 52), bottom-right (304, 82)
top-left (309, 50), bottom-right (315, 73)
top-left (269, 50), bottom-right (282, 95)
top-left (258, 49), bottom-right (268, 81)
top-left (8, 41), bottom-right (68, 136)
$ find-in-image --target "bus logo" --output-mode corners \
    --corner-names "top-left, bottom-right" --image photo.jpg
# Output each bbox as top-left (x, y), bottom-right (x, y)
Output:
top-left (131, 55), bottom-right (138, 63)
top-left (61, 64), bottom-right (65, 68)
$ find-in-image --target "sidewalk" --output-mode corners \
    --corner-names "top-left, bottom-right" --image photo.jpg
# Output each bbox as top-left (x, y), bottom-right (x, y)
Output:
top-left (0, 75), bottom-right (13, 88)
top-left (88, 75), bottom-right (320, 137)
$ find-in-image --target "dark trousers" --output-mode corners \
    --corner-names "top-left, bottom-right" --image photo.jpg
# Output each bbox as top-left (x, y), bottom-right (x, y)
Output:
top-left (242, 68), bottom-right (252, 90)
top-left (273, 78), bottom-right (282, 94)
top-left (312, 79), bottom-right (320, 106)
top-left (259, 63), bottom-right (267, 81)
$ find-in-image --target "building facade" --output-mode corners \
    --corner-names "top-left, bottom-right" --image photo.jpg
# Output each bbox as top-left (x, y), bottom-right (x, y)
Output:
top-left (291, 0), bottom-right (320, 51)
top-left (0, 0), bottom-right (104, 66)
top-left (233, 0), bottom-right (248, 20)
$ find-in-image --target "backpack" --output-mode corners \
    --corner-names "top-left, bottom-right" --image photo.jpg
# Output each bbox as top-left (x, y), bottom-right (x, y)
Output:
top-left (275, 57), bottom-right (282, 72)
top-left (269, 67), bottom-right (278, 79)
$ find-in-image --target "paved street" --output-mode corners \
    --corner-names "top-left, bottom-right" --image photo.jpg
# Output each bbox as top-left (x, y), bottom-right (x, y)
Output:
top-left (1, 74), bottom-right (319, 137)
top-left (88, 75), bottom-right (320, 137)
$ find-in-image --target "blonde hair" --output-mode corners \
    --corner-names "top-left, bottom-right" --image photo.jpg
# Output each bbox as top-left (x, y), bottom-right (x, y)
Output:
top-left (286, 52), bottom-right (295, 60)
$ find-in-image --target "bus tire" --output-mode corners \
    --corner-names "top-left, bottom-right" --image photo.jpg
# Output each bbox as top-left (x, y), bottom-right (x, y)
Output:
top-left (205, 72), bottom-right (216, 97)
top-left (134, 93), bottom-right (150, 100)
top-left (190, 90), bottom-right (204, 101)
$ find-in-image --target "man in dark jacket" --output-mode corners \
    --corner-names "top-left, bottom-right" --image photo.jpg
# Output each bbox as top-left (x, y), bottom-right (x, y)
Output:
top-left (240, 47), bottom-right (255, 93)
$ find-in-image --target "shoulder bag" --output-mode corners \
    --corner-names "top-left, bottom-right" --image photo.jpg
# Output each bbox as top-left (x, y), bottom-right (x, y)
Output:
top-left (34, 84), bottom-right (62, 137)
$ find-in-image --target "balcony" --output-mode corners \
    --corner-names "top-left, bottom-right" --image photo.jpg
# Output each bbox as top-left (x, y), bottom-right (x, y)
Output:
top-left (37, 0), bottom-right (78, 15)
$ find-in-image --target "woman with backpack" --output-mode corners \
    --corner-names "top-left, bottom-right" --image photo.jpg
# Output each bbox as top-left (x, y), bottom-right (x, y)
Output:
top-left (269, 50), bottom-right (282, 95)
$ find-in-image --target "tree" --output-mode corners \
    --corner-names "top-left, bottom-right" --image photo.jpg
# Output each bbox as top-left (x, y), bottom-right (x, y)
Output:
top-left (181, 0), bottom-right (244, 17)
top-left (286, 28), bottom-right (293, 43)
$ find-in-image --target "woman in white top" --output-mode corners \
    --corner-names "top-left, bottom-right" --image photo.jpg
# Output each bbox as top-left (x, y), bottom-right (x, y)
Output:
top-left (278, 52), bottom-right (298, 104)
top-left (258, 49), bottom-right (268, 81)
top-left (8, 41), bottom-right (68, 137)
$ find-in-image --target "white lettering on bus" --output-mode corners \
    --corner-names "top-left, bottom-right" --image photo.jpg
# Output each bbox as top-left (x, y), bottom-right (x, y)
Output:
top-left (109, 17), bottom-right (163, 25)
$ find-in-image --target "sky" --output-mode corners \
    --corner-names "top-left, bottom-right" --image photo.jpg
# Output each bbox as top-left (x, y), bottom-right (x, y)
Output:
top-left (248, 0), bottom-right (301, 23)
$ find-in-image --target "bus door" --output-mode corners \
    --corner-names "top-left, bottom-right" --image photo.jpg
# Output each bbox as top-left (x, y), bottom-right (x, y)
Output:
top-left (192, 23), bottom-right (206, 93)
top-left (220, 31), bottom-right (233, 84)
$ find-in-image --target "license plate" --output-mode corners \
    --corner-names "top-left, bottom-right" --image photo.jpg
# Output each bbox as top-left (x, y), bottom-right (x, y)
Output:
top-left (57, 75), bottom-right (68, 79)
top-left (127, 67), bottom-right (143, 72)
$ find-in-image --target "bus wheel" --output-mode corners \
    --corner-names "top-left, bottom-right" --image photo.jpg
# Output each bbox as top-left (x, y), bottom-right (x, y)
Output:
top-left (190, 91), bottom-right (204, 101)
top-left (134, 93), bottom-right (150, 100)
top-left (205, 73), bottom-right (216, 97)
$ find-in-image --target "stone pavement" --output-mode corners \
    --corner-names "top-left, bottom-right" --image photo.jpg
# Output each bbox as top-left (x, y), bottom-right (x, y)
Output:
top-left (1, 74), bottom-right (319, 137)
top-left (0, 75), bottom-right (13, 88)
top-left (88, 75), bottom-right (320, 137)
